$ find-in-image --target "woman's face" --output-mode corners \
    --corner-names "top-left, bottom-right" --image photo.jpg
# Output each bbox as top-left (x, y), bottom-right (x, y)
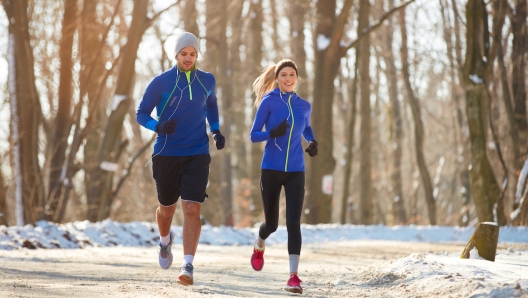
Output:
top-left (176, 46), bottom-right (197, 71)
top-left (276, 67), bottom-right (297, 93)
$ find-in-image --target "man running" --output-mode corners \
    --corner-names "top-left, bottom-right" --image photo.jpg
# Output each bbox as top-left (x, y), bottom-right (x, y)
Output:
top-left (136, 32), bottom-right (225, 285)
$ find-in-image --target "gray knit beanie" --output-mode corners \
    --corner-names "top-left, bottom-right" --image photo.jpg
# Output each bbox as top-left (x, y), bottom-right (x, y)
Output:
top-left (174, 32), bottom-right (199, 56)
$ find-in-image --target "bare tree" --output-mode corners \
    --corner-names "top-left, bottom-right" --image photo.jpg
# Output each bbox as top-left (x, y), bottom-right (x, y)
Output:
top-left (382, 0), bottom-right (406, 225)
top-left (202, 0), bottom-right (232, 226)
top-left (248, 0), bottom-right (265, 225)
top-left (0, 157), bottom-right (7, 226)
top-left (215, 0), bottom-right (236, 226)
top-left (87, 0), bottom-right (164, 221)
top-left (47, 0), bottom-right (78, 221)
top-left (306, 0), bottom-right (414, 224)
top-left (439, 0), bottom-right (471, 226)
top-left (339, 58), bottom-right (358, 224)
top-left (3, 0), bottom-right (46, 224)
top-left (288, 0), bottom-right (310, 100)
top-left (306, 0), bottom-right (353, 224)
top-left (399, 8), bottom-right (436, 225)
top-left (228, 0), bottom-right (251, 226)
top-left (82, 0), bottom-right (111, 221)
top-left (356, 0), bottom-right (373, 224)
top-left (463, 0), bottom-right (502, 223)
top-left (181, 0), bottom-right (199, 36)
top-left (511, 0), bottom-right (527, 158)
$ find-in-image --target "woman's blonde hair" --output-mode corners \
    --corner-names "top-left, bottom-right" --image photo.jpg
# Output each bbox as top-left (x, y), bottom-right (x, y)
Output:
top-left (253, 59), bottom-right (298, 107)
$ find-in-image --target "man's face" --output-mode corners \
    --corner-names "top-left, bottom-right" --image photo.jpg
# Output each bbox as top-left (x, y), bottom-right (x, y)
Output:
top-left (176, 46), bottom-right (197, 71)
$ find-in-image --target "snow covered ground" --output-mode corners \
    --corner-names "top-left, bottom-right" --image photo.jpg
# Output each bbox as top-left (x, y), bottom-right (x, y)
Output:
top-left (1, 221), bottom-right (527, 297)
top-left (2, 220), bottom-right (528, 250)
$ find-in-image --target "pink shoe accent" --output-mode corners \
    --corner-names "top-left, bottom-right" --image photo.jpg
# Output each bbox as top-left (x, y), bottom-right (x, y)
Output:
top-left (285, 274), bottom-right (303, 294)
top-left (250, 241), bottom-right (265, 271)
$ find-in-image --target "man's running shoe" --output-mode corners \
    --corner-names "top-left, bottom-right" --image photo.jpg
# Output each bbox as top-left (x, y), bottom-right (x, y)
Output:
top-left (285, 274), bottom-right (303, 294)
top-left (158, 232), bottom-right (174, 269)
top-left (250, 240), bottom-right (265, 271)
top-left (178, 263), bottom-right (194, 285)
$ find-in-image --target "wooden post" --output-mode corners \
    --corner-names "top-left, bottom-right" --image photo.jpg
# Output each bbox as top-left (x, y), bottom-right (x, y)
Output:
top-left (461, 222), bottom-right (500, 261)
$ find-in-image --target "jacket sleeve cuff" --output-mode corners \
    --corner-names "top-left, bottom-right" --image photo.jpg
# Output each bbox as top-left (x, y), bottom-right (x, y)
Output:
top-left (210, 122), bottom-right (220, 132)
top-left (146, 119), bottom-right (158, 132)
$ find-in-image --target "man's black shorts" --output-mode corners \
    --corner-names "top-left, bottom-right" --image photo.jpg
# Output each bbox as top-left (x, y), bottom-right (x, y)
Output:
top-left (152, 154), bottom-right (211, 206)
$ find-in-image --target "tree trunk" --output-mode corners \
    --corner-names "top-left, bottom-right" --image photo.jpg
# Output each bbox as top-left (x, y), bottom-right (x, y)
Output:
top-left (228, 0), bottom-right (249, 226)
top-left (485, 0), bottom-right (521, 226)
top-left (440, 0), bottom-right (471, 226)
top-left (357, 0), bottom-right (373, 224)
top-left (5, 0), bottom-right (46, 225)
top-left (289, 0), bottom-right (311, 223)
top-left (248, 0), bottom-right (264, 226)
top-left (382, 1), bottom-right (406, 224)
top-left (268, 0), bottom-right (283, 59)
top-left (181, 0), bottom-right (199, 36)
top-left (82, 0), bottom-right (108, 222)
top-left (217, 0), bottom-right (234, 226)
top-left (7, 21), bottom-right (23, 227)
top-left (0, 158), bottom-right (8, 226)
top-left (307, 0), bottom-right (340, 224)
top-left (463, 0), bottom-right (501, 224)
top-left (47, 0), bottom-right (78, 222)
top-left (399, 8), bottom-right (436, 225)
top-left (340, 61), bottom-right (358, 224)
top-left (460, 222), bottom-right (499, 261)
top-left (511, 0), bottom-right (528, 158)
top-left (288, 0), bottom-right (309, 100)
top-left (202, 0), bottom-right (226, 226)
top-left (87, 0), bottom-right (150, 222)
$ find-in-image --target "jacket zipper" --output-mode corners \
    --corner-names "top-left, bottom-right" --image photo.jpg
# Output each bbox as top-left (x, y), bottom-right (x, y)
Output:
top-left (284, 94), bottom-right (294, 172)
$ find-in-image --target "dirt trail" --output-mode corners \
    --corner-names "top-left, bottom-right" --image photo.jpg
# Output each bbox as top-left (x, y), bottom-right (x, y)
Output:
top-left (0, 241), bottom-right (525, 297)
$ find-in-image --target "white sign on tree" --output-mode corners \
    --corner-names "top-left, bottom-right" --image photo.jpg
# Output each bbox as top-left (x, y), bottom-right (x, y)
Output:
top-left (322, 175), bottom-right (333, 195)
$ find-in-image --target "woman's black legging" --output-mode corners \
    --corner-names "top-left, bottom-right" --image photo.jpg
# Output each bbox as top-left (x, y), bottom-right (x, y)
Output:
top-left (258, 169), bottom-right (305, 255)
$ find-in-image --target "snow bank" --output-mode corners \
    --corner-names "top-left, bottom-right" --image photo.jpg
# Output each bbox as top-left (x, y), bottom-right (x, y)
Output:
top-left (1, 220), bottom-right (527, 250)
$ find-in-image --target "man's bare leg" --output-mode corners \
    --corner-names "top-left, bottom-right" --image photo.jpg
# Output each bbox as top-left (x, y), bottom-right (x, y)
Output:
top-left (156, 203), bottom-right (176, 270)
top-left (157, 204), bottom-right (176, 238)
top-left (181, 201), bottom-right (202, 255)
top-left (178, 201), bottom-right (201, 285)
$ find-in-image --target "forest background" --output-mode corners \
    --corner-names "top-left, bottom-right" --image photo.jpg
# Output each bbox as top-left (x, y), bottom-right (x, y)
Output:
top-left (0, 0), bottom-right (527, 229)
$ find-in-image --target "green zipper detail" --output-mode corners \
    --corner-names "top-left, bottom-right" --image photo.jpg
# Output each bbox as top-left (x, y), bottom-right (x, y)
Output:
top-left (284, 93), bottom-right (294, 172)
top-left (158, 75), bottom-right (181, 120)
top-left (185, 70), bottom-right (193, 100)
top-left (195, 75), bottom-right (208, 94)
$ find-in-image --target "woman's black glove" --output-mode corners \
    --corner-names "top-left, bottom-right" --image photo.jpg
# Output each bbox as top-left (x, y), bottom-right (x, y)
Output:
top-left (211, 130), bottom-right (225, 150)
top-left (269, 119), bottom-right (290, 138)
top-left (156, 119), bottom-right (176, 134)
top-left (305, 140), bottom-right (318, 157)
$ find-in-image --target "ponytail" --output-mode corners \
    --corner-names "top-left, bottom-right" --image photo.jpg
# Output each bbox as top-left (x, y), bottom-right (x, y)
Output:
top-left (252, 66), bottom-right (277, 107)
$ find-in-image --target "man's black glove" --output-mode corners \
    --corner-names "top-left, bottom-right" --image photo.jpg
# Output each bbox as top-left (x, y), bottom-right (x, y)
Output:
top-left (305, 140), bottom-right (318, 157)
top-left (269, 119), bottom-right (290, 138)
top-left (211, 130), bottom-right (225, 150)
top-left (156, 119), bottom-right (176, 135)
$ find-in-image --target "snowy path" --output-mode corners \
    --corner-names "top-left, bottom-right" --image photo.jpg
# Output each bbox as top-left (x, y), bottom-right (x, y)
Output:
top-left (1, 241), bottom-right (527, 297)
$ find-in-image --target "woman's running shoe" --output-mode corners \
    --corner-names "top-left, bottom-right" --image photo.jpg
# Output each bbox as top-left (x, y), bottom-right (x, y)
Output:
top-left (285, 274), bottom-right (303, 294)
top-left (250, 240), bottom-right (265, 271)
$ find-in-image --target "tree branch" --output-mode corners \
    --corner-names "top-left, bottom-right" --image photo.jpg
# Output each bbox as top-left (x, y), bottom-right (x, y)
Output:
top-left (326, 0), bottom-right (354, 58)
top-left (147, 0), bottom-right (181, 27)
top-left (112, 134), bottom-right (156, 198)
top-left (339, 0), bottom-right (416, 57)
